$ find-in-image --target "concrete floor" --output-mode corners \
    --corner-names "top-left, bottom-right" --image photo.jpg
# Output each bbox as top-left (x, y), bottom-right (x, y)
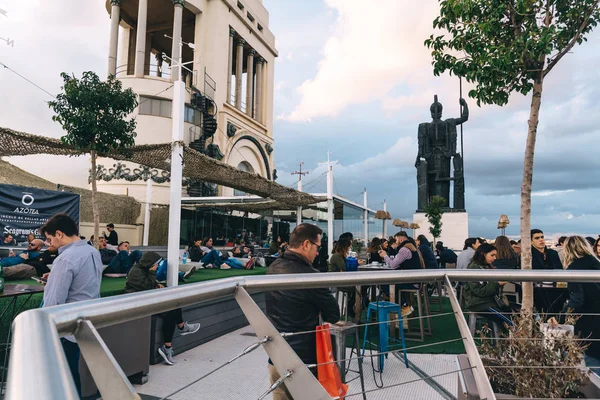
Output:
top-left (134, 326), bottom-right (462, 400)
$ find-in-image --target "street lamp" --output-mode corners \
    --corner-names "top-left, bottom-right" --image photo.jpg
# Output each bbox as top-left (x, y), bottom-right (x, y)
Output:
top-left (498, 214), bottom-right (510, 236)
top-left (409, 223), bottom-right (420, 239)
top-left (375, 210), bottom-right (391, 238)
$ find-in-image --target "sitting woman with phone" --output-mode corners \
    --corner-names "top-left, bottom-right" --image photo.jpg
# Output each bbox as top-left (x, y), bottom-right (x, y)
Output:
top-left (465, 243), bottom-right (519, 326)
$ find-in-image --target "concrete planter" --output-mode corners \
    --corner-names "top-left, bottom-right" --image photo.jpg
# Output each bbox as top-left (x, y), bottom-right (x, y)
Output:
top-left (456, 354), bottom-right (600, 399)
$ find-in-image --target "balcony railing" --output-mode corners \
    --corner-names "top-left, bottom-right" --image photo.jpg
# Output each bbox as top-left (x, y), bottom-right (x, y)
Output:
top-left (7, 269), bottom-right (600, 399)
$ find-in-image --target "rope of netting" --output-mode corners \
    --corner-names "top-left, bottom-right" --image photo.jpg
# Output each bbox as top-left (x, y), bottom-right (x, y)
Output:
top-left (0, 127), bottom-right (320, 207)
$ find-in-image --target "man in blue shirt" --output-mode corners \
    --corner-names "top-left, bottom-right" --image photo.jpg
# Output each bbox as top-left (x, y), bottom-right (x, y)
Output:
top-left (41, 213), bottom-right (103, 397)
top-left (0, 239), bottom-right (44, 268)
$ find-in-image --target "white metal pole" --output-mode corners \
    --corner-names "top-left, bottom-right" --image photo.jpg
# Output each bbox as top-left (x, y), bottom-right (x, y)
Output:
top-left (363, 188), bottom-right (368, 245)
top-left (383, 199), bottom-right (387, 238)
top-left (167, 40), bottom-right (185, 287)
top-left (296, 173), bottom-right (302, 226)
top-left (143, 179), bottom-right (152, 246)
top-left (326, 152), bottom-right (333, 258)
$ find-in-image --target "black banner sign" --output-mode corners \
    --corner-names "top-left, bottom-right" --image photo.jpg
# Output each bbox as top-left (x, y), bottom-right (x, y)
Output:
top-left (0, 184), bottom-right (80, 244)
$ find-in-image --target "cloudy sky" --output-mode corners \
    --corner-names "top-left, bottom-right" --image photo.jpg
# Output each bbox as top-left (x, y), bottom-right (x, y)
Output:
top-left (0, 0), bottom-right (599, 239)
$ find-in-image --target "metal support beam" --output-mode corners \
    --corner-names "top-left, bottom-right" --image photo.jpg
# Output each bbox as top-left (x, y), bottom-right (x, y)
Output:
top-left (444, 275), bottom-right (496, 400)
top-left (75, 320), bottom-right (141, 400)
top-left (234, 286), bottom-right (332, 400)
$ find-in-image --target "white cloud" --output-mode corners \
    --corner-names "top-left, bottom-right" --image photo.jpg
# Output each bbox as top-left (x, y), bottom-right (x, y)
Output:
top-left (275, 80), bottom-right (285, 91)
top-left (283, 0), bottom-right (443, 122)
top-left (0, 0), bottom-right (109, 189)
top-left (532, 189), bottom-right (576, 197)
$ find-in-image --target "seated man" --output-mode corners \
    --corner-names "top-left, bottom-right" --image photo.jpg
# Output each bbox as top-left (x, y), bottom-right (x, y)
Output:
top-left (26, 241), bottom-right (59, 276)
top-left (1, 239), bottom-right (44, 280)
top-left (99, 238), bottom-right (143, 274)
top-left (2, 233), bottom-right (17, 246)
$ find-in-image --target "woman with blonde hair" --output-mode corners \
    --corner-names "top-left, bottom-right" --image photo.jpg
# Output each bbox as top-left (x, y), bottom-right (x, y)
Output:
top-left (562, 235), bottom-right (600, 372)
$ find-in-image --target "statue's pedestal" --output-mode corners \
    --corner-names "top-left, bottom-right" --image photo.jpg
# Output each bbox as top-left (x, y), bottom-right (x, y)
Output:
top-left (412, 212), bottom-right (468, 251)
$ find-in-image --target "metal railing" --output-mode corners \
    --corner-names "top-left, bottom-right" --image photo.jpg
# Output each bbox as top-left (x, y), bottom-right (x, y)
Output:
top-left (7, 269), bottom-right (600, 399)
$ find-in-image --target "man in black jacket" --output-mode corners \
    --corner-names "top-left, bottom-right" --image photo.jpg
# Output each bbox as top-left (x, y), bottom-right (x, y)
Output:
top-left (266, 223), bottom-right (340, 400)
top-left (105, 223), bottom-right (119, 246)
top-left (531, 229), bottom-right (562, 269)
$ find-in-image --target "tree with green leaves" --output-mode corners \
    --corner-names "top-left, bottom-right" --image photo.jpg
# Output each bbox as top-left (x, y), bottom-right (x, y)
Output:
top-left (425, 195), bottom-right (446, 246)
top-left (425, 0), bottom-right (600, 313)
top-left (49, 72), bottom-right (138, 247)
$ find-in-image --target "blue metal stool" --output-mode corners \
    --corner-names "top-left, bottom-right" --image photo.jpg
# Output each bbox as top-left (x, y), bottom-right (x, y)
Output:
top-left (361, 301), bottom-right (408, 371)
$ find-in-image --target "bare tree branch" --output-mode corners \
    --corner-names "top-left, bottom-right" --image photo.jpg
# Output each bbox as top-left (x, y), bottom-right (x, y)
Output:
top-left (544, 0), bottom-right (600, 78)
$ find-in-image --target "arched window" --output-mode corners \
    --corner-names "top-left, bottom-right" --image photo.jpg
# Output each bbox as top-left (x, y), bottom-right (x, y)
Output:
top-left (234, 162), bottom-right (254, 196)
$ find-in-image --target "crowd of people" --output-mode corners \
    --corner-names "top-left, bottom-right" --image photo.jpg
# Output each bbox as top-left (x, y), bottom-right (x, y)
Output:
top-left (3, 218), bottom-right (600, 397)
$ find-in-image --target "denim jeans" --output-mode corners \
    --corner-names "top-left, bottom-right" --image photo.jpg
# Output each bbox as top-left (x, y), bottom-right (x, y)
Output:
top-left (156, 259), bottom-right (184, 281)
top-left (61, 338), bottom-right (81, 398)
top-left (201, 249), bottom-right (224, 266)
top-left (105, 250), bottom-right (142, 274)
top-left (586, 354), bottom-right (600, 375)
top-left (225, 258), bottom-right (244, 269)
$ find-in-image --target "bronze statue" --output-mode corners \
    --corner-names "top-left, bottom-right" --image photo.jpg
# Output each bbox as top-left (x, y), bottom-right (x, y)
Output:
top-left (416, 95), bottom-right (468, 212)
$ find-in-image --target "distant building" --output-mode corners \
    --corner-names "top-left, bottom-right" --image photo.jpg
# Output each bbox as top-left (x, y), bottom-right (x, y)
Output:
top-left (99, 0), bottom-right (278, 203)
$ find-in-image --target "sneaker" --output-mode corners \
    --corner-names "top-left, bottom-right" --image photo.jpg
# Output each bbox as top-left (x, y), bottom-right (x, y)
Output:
top-left (179, 321), bottom-right (201, 336)
top-left (401, 305), bottom-right (414, 317)
top-left (204, 263), bottom-right (213, 269)
top-left (220, 263), bottom-right (231, 269)
top-left (183, 266), bottom-right (196, 279)
top-left (158, 345), bottom-right (175, 365)
top-left (245, 258), bottom-right (255, 270)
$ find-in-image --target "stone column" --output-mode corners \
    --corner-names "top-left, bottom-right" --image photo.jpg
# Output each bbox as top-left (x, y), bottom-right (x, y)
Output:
top-left (127, 27), bottom-right (136, 75)
top-left (235, 39), bottom-right (245, 110)
top-left (144, 33), bottom-right (152, 76)
top-left (227, 28), bottom-right (235, 105)
top-left (134, 0), bottom-right (148, 77)
top-left (171, 0), bottom-right (185, 82)
top-left (118, 27), bottom-right (130, 77)
top-left (108, 0), bottom-right (121, 77)
top-left (246, 49), bottom-right (255, 117)
top-left (255, 57), bottom-right (263, 123)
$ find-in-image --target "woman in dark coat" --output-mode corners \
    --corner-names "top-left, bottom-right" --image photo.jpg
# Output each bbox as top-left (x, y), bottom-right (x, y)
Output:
top-left (416, 235), bottom-right (438, 269)
top-left (562, 236), bottom-right (600, 371)
top-left (465, 244), bottom-right (517, 326)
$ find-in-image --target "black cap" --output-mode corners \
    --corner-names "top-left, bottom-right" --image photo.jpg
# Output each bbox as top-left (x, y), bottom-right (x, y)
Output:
top-left (106, 223), bottom-right (115, 228)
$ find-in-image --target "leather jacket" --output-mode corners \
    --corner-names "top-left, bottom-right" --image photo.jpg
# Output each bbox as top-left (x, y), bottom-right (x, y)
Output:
top-left (265, 250), bottom-right (340, 365)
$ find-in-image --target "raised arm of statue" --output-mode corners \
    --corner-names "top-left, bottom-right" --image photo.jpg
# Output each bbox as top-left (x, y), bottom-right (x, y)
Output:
top-left (455, 98), bottom-right (469, 124)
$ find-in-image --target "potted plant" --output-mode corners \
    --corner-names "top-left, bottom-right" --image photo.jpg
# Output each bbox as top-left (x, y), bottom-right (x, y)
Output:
top-left (458, 313), bottom-right (600, 398)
